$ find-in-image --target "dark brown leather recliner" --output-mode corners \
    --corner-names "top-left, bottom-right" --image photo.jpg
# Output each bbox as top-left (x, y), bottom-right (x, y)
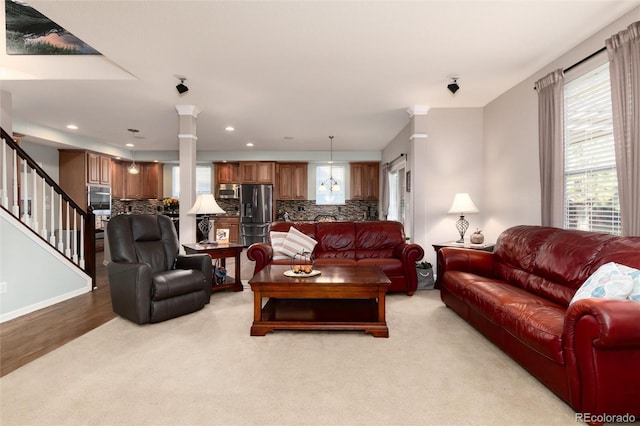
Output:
top-left (107, 214), bottom-right (212, 324)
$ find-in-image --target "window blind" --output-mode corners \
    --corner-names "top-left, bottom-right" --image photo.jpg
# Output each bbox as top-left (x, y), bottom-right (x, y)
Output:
top-left (563, 62), bottom-right (621, 235)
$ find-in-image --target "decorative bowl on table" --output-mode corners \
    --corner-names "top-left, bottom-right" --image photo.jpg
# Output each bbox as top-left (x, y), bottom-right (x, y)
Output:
top-left (284, 251), bottom-right (319, 277)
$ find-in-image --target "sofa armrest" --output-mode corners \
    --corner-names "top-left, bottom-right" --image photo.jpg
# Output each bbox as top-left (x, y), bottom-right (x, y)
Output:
top-left (438, 247), bottom-right (495, 278)
top-left (176, 254), bottom-right (213, 292)
top-left (564, 299), bottom-right (640, 416)
top-left (565, 298), bottom-right (640, 349)
top-left (396, 243), bottom-right (425, 294)
top-left (247, 243), bottom-right (274, 274)
top-left (107, 262), bottom-right (153, 324)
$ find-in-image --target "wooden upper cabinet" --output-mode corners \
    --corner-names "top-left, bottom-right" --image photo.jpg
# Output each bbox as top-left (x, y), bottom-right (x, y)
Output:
top-left (112, 160), bottom-right (163, 199)
top-left (139, 163), bottom-right (163, 199)
top-left (350, 162), bottom-right (380, 200)
top-left (111, 160), bottom-right (126, 199)
top-left (239, 161), bottom-right (275, 184)
top-left (276, 163), bottom-right (308, 200)
top-left (86, 152), bottom-right (111, 186)
top-left (214, 162), bottom-right (240, 185)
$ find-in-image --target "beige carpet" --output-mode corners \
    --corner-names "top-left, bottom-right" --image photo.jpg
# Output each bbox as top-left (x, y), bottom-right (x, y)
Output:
top-left (0, 285), bottom-right (578, 426)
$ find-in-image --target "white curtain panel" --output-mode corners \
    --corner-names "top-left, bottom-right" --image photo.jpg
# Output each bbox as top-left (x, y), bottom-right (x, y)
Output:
top-left (606, 21), bottom-right (640, 237)
top-left (535, 69), bottom-right (565, 228)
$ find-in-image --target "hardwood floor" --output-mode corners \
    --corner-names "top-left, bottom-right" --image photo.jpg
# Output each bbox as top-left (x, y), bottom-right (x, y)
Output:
top-left (0, 252), bottom-right (115, 377)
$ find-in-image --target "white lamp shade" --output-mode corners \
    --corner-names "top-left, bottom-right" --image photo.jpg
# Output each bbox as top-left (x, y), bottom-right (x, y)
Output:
top-left (187, 194), bottom-right (226, 215)
top-left (448, 193), bottom-right (479, 214)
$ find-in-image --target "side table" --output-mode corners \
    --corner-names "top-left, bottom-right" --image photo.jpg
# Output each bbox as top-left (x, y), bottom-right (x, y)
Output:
top-left (183, 243), bottom-right (244, 293)
top-left (432, 242), bottom-right (495, 289)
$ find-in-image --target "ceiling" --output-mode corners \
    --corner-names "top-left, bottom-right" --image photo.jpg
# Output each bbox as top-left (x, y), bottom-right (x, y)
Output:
top-left (1, 1), bottom-right (638, 156)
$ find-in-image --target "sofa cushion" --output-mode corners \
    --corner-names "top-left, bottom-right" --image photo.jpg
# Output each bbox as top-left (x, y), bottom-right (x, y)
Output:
top-left (501, 302), bottom-right (565, 363)
top-left (569, 262), bottom-right (634, 305)
top-left (463, 278), bottom-right (546, 326)
top-left (280, 226), bottom-right (318, 257)
top-left (315, 222), bottom-right (356, 260)
top-left (355, 221), bottom-right (405, 259)
top-left (494, 225), bottom-right (616, 306)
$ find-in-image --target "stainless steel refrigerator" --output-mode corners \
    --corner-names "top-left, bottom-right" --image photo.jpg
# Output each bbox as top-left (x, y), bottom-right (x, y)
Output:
top-left (239, 184), bottom-right (273, 246)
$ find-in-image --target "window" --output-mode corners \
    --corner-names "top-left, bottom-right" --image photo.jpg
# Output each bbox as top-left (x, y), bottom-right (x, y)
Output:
top-left (171, 166), bottom-right (212, 199)
top-left (387, 164), bottom-right (405, 223)
top-left (315, 165), bottom-right (345, 205)
top-left (564, 63), bottom-right (620, 235)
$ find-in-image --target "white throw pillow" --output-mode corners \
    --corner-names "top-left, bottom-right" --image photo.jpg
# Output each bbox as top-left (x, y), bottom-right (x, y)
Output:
top-left (280, 227), bottom-right (318, 258)
top-left (569, 262), bottom-right (634, 305)
top-left (270, 231), bottom-right (290, 260)
top-left (617, 263), bottom-right (640, 302)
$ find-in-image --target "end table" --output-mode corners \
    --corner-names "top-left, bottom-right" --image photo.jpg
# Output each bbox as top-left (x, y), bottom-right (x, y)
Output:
top-left (183, 243), bottom-right (244, 293)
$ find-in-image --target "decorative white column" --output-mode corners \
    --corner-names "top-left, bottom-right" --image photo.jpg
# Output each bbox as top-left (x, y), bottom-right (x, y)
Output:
top-left (407, 105), bottom-right (430, 252)
top-left (175, 105), bottom-right (200, 247)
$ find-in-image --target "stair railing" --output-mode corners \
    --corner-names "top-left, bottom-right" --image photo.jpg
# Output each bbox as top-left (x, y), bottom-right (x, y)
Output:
top-left (0, 127), bottom-right (96, 288)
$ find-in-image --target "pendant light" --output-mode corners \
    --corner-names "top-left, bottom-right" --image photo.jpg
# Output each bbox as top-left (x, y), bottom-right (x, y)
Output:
top-left (319, 136), bottom-right (340, 192)
top-left (127, 128), bottom-right (139, 175)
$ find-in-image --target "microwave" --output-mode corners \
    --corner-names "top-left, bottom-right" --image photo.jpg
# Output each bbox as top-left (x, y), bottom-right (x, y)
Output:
top-left (88, 185), bottom-right (111, 215)
top-left (217, 184), bottom-right (239, 199)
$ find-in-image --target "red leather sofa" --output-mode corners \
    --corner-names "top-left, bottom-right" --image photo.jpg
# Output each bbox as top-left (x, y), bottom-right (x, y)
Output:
top-left (247, 221), bottom-right (424, 295)
top-left (439, 225), bottom-right (640, 419)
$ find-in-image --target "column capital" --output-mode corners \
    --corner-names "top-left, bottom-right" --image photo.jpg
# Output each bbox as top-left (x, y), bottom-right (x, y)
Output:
top-left (407, 105), bottom-right (430, 117)
top-left (175, 105), bottom-right (201, 118)
top-left (178, 133), bottom-right (198, 142)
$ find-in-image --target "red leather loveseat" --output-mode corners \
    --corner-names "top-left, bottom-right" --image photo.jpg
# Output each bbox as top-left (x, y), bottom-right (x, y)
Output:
top-left (439, 225), bottom-right (640, 419)
top-left (247, 221), bottom-right (424, 295)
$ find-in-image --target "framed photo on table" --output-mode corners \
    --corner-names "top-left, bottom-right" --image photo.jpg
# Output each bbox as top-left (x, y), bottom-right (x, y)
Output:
top-left (216, 228), bottom-right (230, 244)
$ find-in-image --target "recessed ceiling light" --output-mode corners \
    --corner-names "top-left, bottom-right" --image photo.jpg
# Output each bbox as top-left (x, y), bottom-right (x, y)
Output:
top-left (153, 160), bottom-right (159, 163)
top-left (283, 136), bottom-right (294, 140)
top-left (66, 124), bottom-right (78, 130)
top-left (126, 143), bottom-right (135, 147)
top-left (225, 126), bottom-right (235, 132)
top-left (246, 142), bottom-right (254, 147)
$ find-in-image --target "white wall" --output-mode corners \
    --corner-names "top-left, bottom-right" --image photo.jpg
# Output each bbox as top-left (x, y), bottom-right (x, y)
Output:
top-left (20, 141), bottom-right (60, 183)
top-left (482, 6), bottom-right (640, 243)
top-left (1, 90), bottom-right (12, 134)
top-left (421, 108), bottom-right (484, 267)
top-left (0, 210), bottom-right (91, 322)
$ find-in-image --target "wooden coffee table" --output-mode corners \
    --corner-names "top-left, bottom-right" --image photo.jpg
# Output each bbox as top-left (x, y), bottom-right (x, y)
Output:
top-left (248, 264), bottom-right (391, 338)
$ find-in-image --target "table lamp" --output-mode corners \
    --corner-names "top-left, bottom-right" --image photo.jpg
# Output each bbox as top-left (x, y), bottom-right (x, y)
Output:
top-left (448, 193), bottom-right (479, 243)
top-left (187, 194), bottom-right (225, 243)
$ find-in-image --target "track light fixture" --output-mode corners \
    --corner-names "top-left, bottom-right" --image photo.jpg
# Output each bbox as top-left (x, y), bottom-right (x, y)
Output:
top-left (176, 77), bottom-right (189, 94)
top-left (447, 77), bottom-right (460, 94)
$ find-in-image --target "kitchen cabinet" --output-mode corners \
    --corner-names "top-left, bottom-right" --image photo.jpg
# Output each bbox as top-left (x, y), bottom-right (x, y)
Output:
top-left (276, 163), bottom-right (308, 200)
top-left (111, 161), bottom-right (126, 199)
top-left (112, 160), bottom-right (163, 199)
top-left (350, 162), bottom-right (380, 200)
top-left (239, 161), bottom-right (275, 184)
top-left (214, 162), bottom-right (240, 185)
top-left (87, 152), bottom-right (111, 185)
top-left (59, 150), bottom-right (112, 209)
top-left (214, 216), bottom-right (240, 244)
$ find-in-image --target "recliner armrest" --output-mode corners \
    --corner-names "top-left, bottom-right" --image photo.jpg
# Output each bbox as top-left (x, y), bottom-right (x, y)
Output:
top-left (176, 254), bottom-right (213, 291)
top-left (107, 262), bottom-right (153, 324)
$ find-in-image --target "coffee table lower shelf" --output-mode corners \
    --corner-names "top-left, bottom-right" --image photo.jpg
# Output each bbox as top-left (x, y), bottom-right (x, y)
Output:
top-left (251, 298), bottom-right (389, 338)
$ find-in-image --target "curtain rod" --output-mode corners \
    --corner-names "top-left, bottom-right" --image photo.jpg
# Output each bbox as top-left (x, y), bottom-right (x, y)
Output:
top-left (386, 153), bottom-right (406, 166)
top-left (564, 46), bottom-right (606, 73)
top-left (534, 46), bottom-right (606, 89)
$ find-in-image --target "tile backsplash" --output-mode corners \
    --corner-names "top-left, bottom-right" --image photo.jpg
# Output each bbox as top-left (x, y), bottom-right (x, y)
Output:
top-left (110, 198), bottom-right (379, 221)
top-left (276, 200), bottom-right (379, 222)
